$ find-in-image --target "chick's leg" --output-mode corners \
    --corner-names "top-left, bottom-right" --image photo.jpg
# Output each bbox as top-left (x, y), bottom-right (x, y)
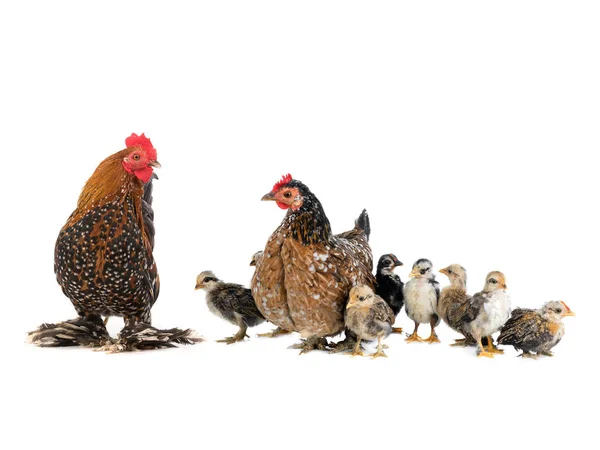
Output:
top-left (351, 337), bottom-right (364, 357)
top-left (476, 337), bottom-right (494, 358)
top-left (217, 324), bottom-right (249, 345)
top-left (518, 351), bottom-right (538, 359)
top-left (405, 322), bottom-right (423, 343)
top-left (423, 318), bottom-right (441, 344)
top-left (257, 327), bottom-right (291, 338)
top-left (372, 335), bottom-right (388, 359)
top-left (485, 335), bottom-right (504, 354)
top-left (329, 329), bottom-right (357, 354)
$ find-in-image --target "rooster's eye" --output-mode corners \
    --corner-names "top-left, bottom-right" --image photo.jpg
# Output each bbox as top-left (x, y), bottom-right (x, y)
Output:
top-left (284, 192), bottom-right (292, 198)
top-left (132, 154), bottom-right (140, 161)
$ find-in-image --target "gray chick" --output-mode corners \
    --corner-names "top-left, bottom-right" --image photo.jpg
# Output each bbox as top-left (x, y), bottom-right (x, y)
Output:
top-left (345, 284), bottom-right (395, 359)
top-left (195, 270), bottom-right (265, 344)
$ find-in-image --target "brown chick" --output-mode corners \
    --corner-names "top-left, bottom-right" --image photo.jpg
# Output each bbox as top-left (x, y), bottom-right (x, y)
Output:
top-left (497, 301), bottom-right (575, 358)
top-left (345, 285), bottom-right (394, 359)
top-left (437, 264), bottom-right (474, 346)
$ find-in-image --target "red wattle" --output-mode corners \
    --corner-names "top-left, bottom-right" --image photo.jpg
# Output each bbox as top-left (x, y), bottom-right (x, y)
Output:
top-left (134, 166), bottom-right (154, 183)
top-left (276, 202), bottom-right (290, 210)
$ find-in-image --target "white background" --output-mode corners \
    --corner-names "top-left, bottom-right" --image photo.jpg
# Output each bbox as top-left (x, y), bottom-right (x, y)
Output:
top-left (1, 1), bottom-right (596, 449)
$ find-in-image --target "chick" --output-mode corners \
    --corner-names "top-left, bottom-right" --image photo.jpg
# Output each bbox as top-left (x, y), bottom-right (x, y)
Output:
top-left (375, 253), bottom-right (404, 333)
top-left (345, 285), bottom-right (394, 358)
top-left (403, 259), bottom-right (441, 343)
top-left (437, 264), bottom-right (473, 346)
top-left (195, 270), bottom-right (265, 344)
top-left (463, 271), bottom-right (511, 358)
top-left (249, 251), bottom-right (291, 339)
top-left (497, 301), bottom-right (575, 358)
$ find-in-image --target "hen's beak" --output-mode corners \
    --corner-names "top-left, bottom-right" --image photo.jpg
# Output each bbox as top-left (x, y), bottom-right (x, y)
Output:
top-left (148, 160), bottom-right (161, 169)
top-left (261, 191), bottom-right (276, 201)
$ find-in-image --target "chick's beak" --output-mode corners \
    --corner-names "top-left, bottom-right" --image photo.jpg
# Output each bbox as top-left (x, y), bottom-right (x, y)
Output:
top-left (560, 301), bottom-right (575, 316)
top-left (148, 160), bottom-right (161, 169)
top-left (194, 283), bottom-right (202, 290)
top-left (249, 261), bottom-right (256, 267)
top-left (409, 269), bottom-right (419, 278)
top-left (439, 268), bottom-right (449, 275)
top-left (261, 191), bottom-right (275, 201)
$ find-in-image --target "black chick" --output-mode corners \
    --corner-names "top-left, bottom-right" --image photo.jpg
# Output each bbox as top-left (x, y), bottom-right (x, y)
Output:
top-left (375, 253), bottom-right (404, 333)
top-left (195, 270), bottom-right (265, 344)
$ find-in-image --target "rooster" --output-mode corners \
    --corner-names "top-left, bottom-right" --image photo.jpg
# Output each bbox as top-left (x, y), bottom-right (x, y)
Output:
top-left (28, 133), bottom-right (201, 351)
top-left (251, 174), bottom-right (374, 353)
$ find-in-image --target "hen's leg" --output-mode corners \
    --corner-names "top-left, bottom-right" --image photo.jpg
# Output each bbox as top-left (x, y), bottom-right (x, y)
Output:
top-left (257, 327), bottom-right (291, 338)
top-left (217, 323), bottom-right (249, 344)
top-left (328, 329), bottom-right (357, 354)
top-left (28, 313), bottom-right (111, 348)
top-left (289, 335), bottom-right (329, 355)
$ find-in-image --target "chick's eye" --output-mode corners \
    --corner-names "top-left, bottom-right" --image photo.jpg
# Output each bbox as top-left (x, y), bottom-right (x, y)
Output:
top-left (554, 308), bottom-right (562, 313)
top-left (132, 154), bottom-right (140, 161)
top-left (489, 279), bottom-right (497, 284)
top-left (420, 269), bottom-right (427, 274)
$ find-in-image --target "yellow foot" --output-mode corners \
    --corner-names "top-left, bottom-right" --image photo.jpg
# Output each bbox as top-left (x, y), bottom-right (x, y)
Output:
top-left (477, 350), bottom-right (495, 358)
top-left (405, 333), bottom-right (423, 343)
top-left (391, 327), bottom-right (403, 334)
top-left (487, 346), bottom-right (504, 354)
top-left (540, 351), bottom-right (554, 357)
top-left (371, 350), bottom-right (388, 359)
top-left (423, 334), bottom-right (441, 344)
top-left (257, 327), bottom-right (291, 338)
top-left (519, 352), bottom-right (538, 359)
top-left (450, 338), bottom-right (473, 347)
top-left (351, 349), bottom-right (364, 357)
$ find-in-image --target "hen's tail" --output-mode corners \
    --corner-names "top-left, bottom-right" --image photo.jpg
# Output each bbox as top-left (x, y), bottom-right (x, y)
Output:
top-left (102, 324), bottom-right (204, 353)
top-left (355, 209), bottom-right (371, 241)
top-left (27, 316), bottom-right (111, 348)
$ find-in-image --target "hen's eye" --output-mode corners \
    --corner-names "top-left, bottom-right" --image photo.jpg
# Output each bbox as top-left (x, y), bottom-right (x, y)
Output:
top-left (132, 154), bottom-right (140, 161)
top-left (284, 192), bottom-right (292, 198)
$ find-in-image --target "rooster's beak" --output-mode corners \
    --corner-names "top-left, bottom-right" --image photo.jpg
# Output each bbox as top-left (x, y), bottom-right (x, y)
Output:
top-left (148, 160), bottom-right (161, 169)
top-left (261, 191), bottom-right (275, 201)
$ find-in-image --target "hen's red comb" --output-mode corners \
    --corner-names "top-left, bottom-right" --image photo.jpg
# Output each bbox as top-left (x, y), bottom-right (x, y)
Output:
top-left (272, 173), bottom-right (292, 192)
top-left (125, 133), bottom-right (157, 160)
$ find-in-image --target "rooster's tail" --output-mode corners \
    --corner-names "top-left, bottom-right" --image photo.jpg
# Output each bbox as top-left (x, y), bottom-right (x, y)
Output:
top-left (355, 209), bottom-right (371, 241)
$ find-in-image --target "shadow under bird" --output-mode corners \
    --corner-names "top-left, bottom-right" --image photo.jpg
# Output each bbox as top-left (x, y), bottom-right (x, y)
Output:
top-left (403, 258), bottom-right (441, 344)
top-left (28, 133), bottom-right (201, 352)
top-left (375, 253), bottom-right (404, 334)
top-left (195, 270), bottom-right (265, 344)
top-left (251, 173), bottom-right (374, 354)
top-left (497, 301), bottom-right (574, 358)
top-left (345, 285), bottom-right (394, 358)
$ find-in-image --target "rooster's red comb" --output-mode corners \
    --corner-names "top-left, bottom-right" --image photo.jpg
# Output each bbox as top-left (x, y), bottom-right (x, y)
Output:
top-left (125, 133), bottom-right (157, 160)
top-left (272, 173), bottom-right (292, 192)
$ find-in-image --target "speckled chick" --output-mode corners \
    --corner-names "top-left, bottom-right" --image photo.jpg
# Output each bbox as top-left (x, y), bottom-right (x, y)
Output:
top-left (463, 271), bottom-right (511, 358)
top-left (195, 271), bottom-right (265, 344)
top-left (437, 264), bottom-right (473, 346)
top-left (375, 253), bottom-right (404, 333)
top-left (497, 301), bottom-right (574, 358)
top-left (345, 285), bottom-right (394, 358)
top-left (403, 259), bottom-right (441, 343)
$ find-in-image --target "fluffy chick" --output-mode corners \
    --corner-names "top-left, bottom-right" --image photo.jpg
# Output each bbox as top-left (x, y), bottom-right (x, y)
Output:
top-left (195, 270), bottom-right (265, 344)
top-left (437, 264), bottom-right (473, 346)
top-left (375, 253), bottom-right (404, 333)
top-left (249, 251), bottom-right (290, 339)
top-left (403, 259), bottom-right (441, 343)
top-left (463, 271), bottom-right (511, 358)
top-left (497, 301), bottom-right (575, 358)
top-left (345, 285), bottom-right (394, 358)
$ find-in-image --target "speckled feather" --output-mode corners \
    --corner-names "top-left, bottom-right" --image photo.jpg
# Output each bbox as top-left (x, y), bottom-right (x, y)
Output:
top-left (252, 180), bottom-right (374, 338)
top-left (205, 282), bottom-right (265, 328)
top-left (497, 307), bottom-right (564, 354)
top-left (346, 297), bottom-right (394, 342)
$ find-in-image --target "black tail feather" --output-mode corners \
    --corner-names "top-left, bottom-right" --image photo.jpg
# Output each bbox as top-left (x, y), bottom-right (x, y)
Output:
top-left (355, 209), bottom-right (370, 241)
top-left (27, 316), bottom-right (111, 348)
top-left (142, 174), bottom-right (157, 249)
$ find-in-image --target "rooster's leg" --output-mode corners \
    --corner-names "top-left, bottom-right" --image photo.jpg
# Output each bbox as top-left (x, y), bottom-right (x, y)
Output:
top-left (289, 335), bottom-right (329, 354)
top-left (405, 322), bottom-right (423, 343)
top-left (28, 314), bottom-right (112, 348)
top-left (217, 324), bottom-right (249, 345)
top-left (371, 335), bottom-right (388, 359)
top-left (256, 327), bottom-right (291, 338)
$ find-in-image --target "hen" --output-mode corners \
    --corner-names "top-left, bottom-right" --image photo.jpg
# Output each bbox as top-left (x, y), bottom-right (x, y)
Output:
top-left (28, 133), bottom-right (201, 351)
top-left (251, 174), bottom-right (374, 353)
